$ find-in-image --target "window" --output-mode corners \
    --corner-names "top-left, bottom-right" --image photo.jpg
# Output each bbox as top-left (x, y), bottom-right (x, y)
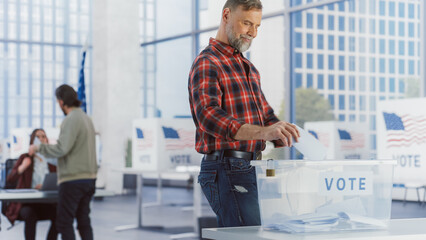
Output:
top-left (349, 37), bottom-right (355, 52)
top-left (379, 1), bottom-right (386, 16)
top-left (338, 2), bottom-right (345, 11)
top-left (349, 76), bottom-right (355, 91)
top-left (359, 57), bottom-right (366, 72)
top-left (349, 17), bottom-right (355, 32)
top-left (408, 23), bottom-right (414, 37)
top-left (408, 3), bottom-right (415, 19)
top-left (389, 21), bottom-right (395, 36)
top-left (369, 58), bottom-right (375, 73)
top-left (370, 96), bottom-right (376, 111)
top-left (339, 36), bottom-right (345, 51)
top-left (389, 78), bottom-right (395, 93)
top-left (328, 36), bottom-right (334, 50)
top-left (379, 58), bottom-right (385, 73)
top-left (295, 33), bottom-right (302, 48)
top-left (379, 39), bottom-right (385, 54)
top-left (370, 116), bottom-right (376, 131)
top-left (307, 54), bottom-right (313, 69)
top-left (349, 56), bottom-right (355, 71)
top-left (339, 75), bottom-right (345, 90)
top-left (389, 40), bottom-right (395, 55)
top-left (307, 13), bottom-right (313, 28)
top-left (389, 2), bottom-right (395, 17)
top-left (409, 60), bottom-right (415, 75)
top-left (399, 60), bottom-right (404, 74)
top-left (379, 20), bottom-right (385, 35)
top-left (318, 74), bottom-right (324, 89)
top-left (318, 34), bottom-right (324, 49)
top-left (339, 56), bottom-right (344, 71)
top-left (318, 14), bottom-right (324, 29)
top-left (328, 55), bottom-right (334, 70)
top-left (328, 94), bottom-right (335, 109)
top-left (295, 53), bottom-right (302, 68)
top-left (369, 0), bottom-right (376, 14)
top-left (339, 95), bottom-right (345, 110)
top-left (295, 12), bottom-right (302, 27)
top-left (398, 41), bottom-right (404, 55)
top-left (307, 34), bottom-right (313, 48)
top-left (359, 19), bottom-right (366, 33)
top-left (398, 2), bottom-right (405, 18)
top-left (338, 17), bottom-right (344, 31)
top-left (318, 54), bottom-right (324, 69)
top-left (389, 59), bottom-right (395, 74)
top-left (295, 73), bottom-right (302, 88)
top-left (359, 76), bottom-right (366, 91)
top-left (369, 19), bottom-right (375, 34)
top-left (359, 38), bottom-right (366, 53)
top-left (339, 114), bottom-right (345, 122)
top-left (399, 79), bottom-right (405, 93)
top-left (359, 95), bottom-right (366, 111)
top-left (328, 75), bottom-right (335, 89)
top-left (370, 77), bottom-right (376, 92)
top-left (370, 134), bottom-right (377, 150)
top-left (349, 95), bottom-right (355, 110)
top-left (369, 39), bottom-right (375, 53)
top-left (398, 22), bottom-right (404, 36)
top-left (307, 74), bottom-right (313, 88)
top-left (408, 42), bottom-right (414, 56)
top-left (328, 16), bottom-right (334, 30)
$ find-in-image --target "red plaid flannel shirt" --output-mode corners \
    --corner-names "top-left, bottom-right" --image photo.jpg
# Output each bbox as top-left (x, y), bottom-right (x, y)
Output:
top-left (188, 38), bottom-right (283, 154)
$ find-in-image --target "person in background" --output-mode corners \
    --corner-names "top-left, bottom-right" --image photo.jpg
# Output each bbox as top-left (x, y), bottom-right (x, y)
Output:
top-left (188, 0), bottom-right (300, 227)
top-left (29, 84), bottom-right (97, 240)
top-left (5, 128), bottom-right (58, 240)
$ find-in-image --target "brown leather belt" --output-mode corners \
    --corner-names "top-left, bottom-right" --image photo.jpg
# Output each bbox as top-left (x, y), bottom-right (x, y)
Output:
top-left (204, 150), bottom-right (262, 161)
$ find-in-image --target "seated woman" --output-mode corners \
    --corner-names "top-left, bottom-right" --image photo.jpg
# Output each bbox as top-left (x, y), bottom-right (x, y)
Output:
top-left (5, 128), bottom-right (58, 240)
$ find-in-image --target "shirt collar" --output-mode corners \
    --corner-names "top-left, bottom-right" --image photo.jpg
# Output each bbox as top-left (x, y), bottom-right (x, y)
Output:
top-left (209, 38), bottom-right (241, 56)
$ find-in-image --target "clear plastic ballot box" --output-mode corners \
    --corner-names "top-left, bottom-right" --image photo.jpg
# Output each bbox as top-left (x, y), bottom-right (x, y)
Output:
top-left (251, 159), bottom-right (395, 233)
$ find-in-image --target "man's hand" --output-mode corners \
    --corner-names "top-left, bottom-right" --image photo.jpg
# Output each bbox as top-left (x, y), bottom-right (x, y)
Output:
top-left (18, 157), bottom-right (32, 174)
top-left (261, 121), bottom-right (300, 147)
top-left (28, 144), bottom-right (38, 156)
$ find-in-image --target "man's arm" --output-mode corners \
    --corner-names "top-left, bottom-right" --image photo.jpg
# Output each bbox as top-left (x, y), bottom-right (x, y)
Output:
top-left (233, 121), bottom-right (300, 147)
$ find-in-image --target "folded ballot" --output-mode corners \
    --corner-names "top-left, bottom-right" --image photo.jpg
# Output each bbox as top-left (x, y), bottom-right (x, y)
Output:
top-left (293, 125), bottom-right (327, 160)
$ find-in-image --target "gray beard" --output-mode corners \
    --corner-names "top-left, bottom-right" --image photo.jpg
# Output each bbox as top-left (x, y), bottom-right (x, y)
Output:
top-left (226, 25), bottom-right (251, 52)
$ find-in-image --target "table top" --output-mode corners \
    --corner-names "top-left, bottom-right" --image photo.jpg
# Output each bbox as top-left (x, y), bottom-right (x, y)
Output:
top-left (0, 189), bottom-right (115, 203)
top-left (202, 218), bottom-right (426, 240)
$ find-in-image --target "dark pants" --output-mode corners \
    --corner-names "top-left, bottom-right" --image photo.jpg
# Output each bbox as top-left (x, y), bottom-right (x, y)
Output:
top-left (56, 179), bottom-right (96, 240)
top-left (198, 155), bottom-right (261, 227)
top-left (19, 203), bottom-right (58, 240)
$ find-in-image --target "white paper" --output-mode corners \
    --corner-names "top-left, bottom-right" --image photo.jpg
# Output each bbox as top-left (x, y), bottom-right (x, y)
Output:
top-left (293, 125), bottom-right (327, 160)
top-left (34, 137), bottom-right (58, 166)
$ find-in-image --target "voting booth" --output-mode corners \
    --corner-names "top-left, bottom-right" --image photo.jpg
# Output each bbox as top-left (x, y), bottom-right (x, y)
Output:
top-left (377, 98), bottom-right (426, 201)
top-left (132, 118), bottom-right (201, 171)
top-left (304, 121), bottom-right (369, 160)
top-left (0, 139), bottom-right (10, 164)
top-left (252, 159), bottom-right (395, 233)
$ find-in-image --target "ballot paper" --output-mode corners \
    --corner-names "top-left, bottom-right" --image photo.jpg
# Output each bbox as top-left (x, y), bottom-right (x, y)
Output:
top-left (34, 138), bottom-right (58, 166)
top-left (293, 125), bottom-right (327, 160)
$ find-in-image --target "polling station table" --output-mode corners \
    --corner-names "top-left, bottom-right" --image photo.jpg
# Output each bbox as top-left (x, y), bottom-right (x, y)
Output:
top-left (0, 189), bottom-right (115, 203)
top-left (114, 167), bottom-right (204, 239)
top-left (203, 218), bottom-right (426, 240)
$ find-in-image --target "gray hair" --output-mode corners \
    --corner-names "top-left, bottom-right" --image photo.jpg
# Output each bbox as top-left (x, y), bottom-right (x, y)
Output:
top-left (223, 0), bottom-right (263, 11)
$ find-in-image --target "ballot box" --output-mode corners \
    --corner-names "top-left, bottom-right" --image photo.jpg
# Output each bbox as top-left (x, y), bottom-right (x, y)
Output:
top-left (132, 118), bottom-right (201, 171)
top-left (251, 159), bottom-right (395, 233)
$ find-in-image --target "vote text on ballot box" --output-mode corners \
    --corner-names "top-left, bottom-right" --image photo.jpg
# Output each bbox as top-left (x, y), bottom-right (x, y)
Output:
top-left (251, 159), bottom-right (395, 233)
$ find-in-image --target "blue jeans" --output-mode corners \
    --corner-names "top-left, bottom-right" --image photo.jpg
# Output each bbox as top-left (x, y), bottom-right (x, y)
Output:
top-left (198, 155), bottom-right (261, 227)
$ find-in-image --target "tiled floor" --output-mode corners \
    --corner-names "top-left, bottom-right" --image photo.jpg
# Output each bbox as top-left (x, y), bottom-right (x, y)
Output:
top-left (1, 186), bottom-right (426, 240)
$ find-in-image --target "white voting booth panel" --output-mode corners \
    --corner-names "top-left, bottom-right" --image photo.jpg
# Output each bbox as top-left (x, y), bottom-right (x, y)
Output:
top-left (377, 98), bottom-right (426, 201)
top-left (9, 128), bottom-right (60, 159)
top-left (0, 139), bottom-right (10, 164)
top-left (304, 121), bottom-right (369, 160)
top-left (132, 118), bottom-right (201, 171)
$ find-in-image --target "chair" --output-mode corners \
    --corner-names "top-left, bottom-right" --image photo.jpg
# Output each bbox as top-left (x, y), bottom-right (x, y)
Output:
top-left (1, 159), bottom-right (18, 231)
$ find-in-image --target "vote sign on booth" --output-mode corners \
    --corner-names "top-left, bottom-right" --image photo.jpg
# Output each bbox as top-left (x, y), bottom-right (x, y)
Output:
top-left (132, 118), bottom-right (201, 171)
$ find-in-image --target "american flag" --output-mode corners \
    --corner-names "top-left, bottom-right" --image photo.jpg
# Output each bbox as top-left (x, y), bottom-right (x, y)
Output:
top-left (162, 126), bottom-right (194, 150)
top-left (383, 112), bottom-right (426, 148)
top-left (135, 128), bottom-right (153, 150)
top-left (308, 130), bottom-right (330, 147)
top-left (338, 129), bottom-right (365, 150)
